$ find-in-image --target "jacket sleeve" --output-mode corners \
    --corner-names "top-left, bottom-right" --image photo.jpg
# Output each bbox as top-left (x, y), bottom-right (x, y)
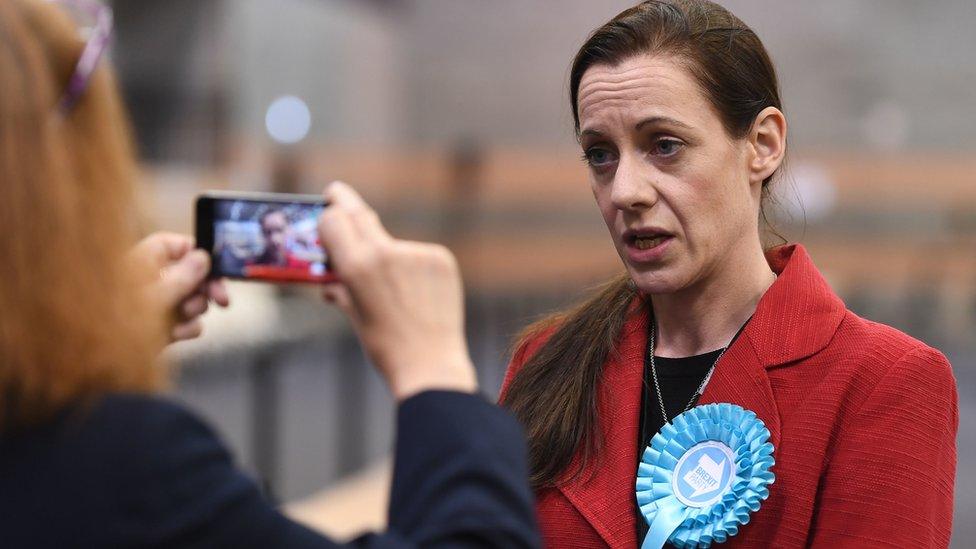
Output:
top-left (124, 392), bottom-right (538, 548)
top-left (807, 345), bottom-right (958, 548)
top-left (386, 391), bottom-right (539, 548)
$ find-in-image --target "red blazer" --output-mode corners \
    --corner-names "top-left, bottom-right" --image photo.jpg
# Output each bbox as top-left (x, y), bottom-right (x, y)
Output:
top-left (500, 244), bottom-right (958, 548)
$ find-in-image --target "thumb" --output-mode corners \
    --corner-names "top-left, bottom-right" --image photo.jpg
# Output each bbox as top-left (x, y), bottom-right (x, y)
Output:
top-left (132, 233), bottom-right (193, 268)
top-left (159, 250), bottom-right (211, 307)
top-left (128, 233), bottom-right (194, 282)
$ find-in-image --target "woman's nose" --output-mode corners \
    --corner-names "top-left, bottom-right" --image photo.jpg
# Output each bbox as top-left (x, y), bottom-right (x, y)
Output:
top-left (610, 154), bottom-right (657, 211)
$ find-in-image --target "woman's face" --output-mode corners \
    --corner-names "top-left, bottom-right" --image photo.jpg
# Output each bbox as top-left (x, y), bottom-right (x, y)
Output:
top-left (577, 54), bottom-right (764, 295)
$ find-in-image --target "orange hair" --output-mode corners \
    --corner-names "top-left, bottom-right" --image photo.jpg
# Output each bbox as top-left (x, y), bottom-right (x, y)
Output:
top-left (0, 0), bottom-right (163, 429)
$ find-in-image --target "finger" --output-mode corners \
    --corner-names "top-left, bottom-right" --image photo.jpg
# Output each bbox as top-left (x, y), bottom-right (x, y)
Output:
top-left (321, 282), bottom-right (358, 321)
top-left (318, 205), bottom-right (362, 275)
top-left (180, 293), bottom-right (209, 320)
top-left (350, 205), bottom-right (391, 244)
top-left (171, 319), bottom-right (204, 342)
top-left (323, 181), bottom-right (391, 243)
top-left (159, 250), bottom-right (211, 308)
top-left (323, 181), bottom-right (370, 211)
top-left (133, 232), bottom-right (195, 269)
top-left (206, 279), bottom-right (230, 307)
top-left (162, 234), bottom-right (195, 260)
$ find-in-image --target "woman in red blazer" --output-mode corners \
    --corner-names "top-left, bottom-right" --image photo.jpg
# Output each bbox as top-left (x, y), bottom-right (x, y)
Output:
top-left (500, 2), bottom-right (958, 548)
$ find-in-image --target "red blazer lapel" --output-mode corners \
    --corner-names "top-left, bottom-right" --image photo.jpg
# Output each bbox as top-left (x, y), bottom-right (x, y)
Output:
top-left (700, 244), bottom-right (846, 450)
top-left (698, 333), bottom-right (782, 449)
top-left (746, 244), bottom-right (846, 369)
top-left (696, 243), bottom-right (846, 543)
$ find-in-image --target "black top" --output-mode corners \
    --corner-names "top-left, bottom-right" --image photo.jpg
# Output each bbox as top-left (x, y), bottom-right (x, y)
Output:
top-left (0, 391), bottom-right (539, 548)
top-left (638, 349), bottom-right (723, 450)
top-left (636, 349), bottom-right (721, 546)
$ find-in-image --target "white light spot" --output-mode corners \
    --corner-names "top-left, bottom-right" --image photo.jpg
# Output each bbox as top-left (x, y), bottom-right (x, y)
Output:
top-left (785, 163), bottom-right (838, 222)
top-left (265, 95), bottom-right (311, 145)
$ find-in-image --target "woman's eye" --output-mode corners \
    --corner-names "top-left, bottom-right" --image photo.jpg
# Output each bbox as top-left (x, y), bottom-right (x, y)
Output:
top-left (654, 139), bottom-right (683, 157)
top-left (583, 148), bottom-right (617, 167)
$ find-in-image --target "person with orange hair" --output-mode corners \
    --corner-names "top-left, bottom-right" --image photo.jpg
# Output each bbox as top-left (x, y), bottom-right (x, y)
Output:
top-left (0, 0), bottom-right (214, 411)
top-left (0, 1), bottom-right (538, 547)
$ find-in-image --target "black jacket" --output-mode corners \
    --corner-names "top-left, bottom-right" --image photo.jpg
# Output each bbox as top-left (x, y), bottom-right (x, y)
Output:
top-left (0, 391), bottom-right (539, 548)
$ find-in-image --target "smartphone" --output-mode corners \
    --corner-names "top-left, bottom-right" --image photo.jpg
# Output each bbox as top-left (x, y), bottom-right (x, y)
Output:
top-left (195, 191), bottom-right (334, 284)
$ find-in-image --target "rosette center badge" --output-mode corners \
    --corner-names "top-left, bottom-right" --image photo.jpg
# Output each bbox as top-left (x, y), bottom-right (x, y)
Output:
top-left (673, 441), bottom-right (736, 508)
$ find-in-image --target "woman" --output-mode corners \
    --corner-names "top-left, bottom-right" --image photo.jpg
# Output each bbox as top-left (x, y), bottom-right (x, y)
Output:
top-left (500, 1), bottom-right (957, 547)
top-left (0, 1), bottom-right (537, 547)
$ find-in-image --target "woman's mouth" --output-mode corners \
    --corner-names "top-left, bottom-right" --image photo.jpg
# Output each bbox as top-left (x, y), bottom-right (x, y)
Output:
top-left (634, 236), bottom-right (668, 250)
top-left (623, 231), bottom-right (673, 263)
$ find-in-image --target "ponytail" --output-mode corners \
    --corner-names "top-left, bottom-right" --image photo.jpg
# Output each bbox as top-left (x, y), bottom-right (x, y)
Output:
top-left (502, 273), bottom-right (640, 488)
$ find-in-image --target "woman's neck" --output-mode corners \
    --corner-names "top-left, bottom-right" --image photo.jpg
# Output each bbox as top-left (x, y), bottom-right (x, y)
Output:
top-left (650, 241), bottom-right (776, 358)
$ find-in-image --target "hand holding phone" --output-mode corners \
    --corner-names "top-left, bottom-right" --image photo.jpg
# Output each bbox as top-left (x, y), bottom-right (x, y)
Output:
top-left (317, 182), bottom-right (477, 401)
top-left (129, 232), bottom-right (229, 343)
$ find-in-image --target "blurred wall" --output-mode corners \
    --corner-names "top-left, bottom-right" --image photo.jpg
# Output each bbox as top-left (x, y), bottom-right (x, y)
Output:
top-left (397, 0), bottom-right (976, 150)
top-left (229, 0), bottom-right (406, 145)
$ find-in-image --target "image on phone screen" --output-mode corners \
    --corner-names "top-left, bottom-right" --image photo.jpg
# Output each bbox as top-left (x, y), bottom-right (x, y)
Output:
top-left (205, 197), bottom-right (333, 283)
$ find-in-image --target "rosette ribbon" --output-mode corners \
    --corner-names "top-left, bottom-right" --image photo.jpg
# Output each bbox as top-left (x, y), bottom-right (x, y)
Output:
top-left (636, 403), bottom-right (775, 549)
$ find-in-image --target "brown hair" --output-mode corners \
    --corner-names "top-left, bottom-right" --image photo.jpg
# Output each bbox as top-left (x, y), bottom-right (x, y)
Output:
top-left (0, 0), bottom-right (162, 429)
top-left (502, 0), bottom-right (785, 489)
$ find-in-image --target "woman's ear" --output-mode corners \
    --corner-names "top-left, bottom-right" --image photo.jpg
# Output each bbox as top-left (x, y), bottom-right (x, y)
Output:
top-left (748, 107), bottom-right (787, 184)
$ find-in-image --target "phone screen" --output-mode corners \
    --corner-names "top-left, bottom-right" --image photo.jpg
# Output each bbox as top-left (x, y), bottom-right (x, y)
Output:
top-left (200, 195), bottom-right (333, 284)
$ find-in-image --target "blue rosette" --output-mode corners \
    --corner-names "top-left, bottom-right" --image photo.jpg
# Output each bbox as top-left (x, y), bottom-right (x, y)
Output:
top-left (636, 403), bottom-right (775, 549)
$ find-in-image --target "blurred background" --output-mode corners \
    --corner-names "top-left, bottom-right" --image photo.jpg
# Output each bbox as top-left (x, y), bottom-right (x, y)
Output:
top-left (108, 0), bottom-right (975, 544)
